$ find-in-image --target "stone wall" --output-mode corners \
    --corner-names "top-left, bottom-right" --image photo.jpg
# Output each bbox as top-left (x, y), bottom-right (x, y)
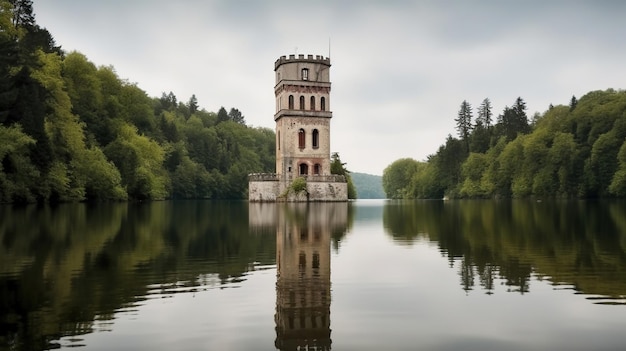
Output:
top-left (248, 179), bottom-right (281, 202)
top-left (248, 176), bottom-right (348, 202)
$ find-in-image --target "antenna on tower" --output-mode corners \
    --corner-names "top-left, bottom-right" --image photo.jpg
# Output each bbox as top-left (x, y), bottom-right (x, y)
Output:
top-left (328, 37), bottom-right (331, 59)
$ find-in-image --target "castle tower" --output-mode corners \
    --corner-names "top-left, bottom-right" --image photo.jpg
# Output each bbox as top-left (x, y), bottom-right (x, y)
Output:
top-left (274, 54), bottom-right (332, 177)
top-left (248, 54), bottom-right (347, 202)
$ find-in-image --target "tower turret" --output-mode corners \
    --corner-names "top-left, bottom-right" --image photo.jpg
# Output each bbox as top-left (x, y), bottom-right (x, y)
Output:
top-left (274, 54), bottom-right (332, 177)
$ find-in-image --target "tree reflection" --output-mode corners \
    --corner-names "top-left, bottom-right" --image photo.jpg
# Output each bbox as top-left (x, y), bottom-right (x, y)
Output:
top-left (382, 199), bottom-right (626, 299)
top-left (0, 201), bottom-right (276, 350)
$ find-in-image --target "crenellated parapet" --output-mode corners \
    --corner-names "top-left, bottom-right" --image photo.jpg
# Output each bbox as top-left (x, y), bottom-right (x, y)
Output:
top-left (275, 54), bottom-right (330, 70)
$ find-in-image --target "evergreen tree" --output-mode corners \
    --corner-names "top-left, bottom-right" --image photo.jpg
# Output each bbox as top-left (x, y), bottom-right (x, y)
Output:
top-left (569, 95), bottom-right (578, 111)
top-left (188, 94), bottom-right (198, 114)
top-left (9, 0), bottom-right (34, 30)
top-left (228, 107), bottom-right (245, 125)
top-left (455, 100), bottom-right (473, 152)
top-left (496, 97), bottom-right (530, 141)
top-left (216, 106), bottom-right (229, 124)
top-left (476, 98), bottom-right (492, 127)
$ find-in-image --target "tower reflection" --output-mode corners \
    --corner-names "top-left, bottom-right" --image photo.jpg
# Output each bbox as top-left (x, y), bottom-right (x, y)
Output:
top-left (273, 202), bottom-right (348, 351)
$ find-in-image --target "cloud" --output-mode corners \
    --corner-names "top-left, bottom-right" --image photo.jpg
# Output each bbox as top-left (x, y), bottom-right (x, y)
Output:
top-left (34, 0), bottom-right (626, 175)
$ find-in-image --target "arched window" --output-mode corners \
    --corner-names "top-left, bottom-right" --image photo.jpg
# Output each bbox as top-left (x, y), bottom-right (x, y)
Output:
top-left (299, 163), bottom-right (308, 175)
top-left (313, 163), bottom-right (321, 175)
top-left (312, 129), bottom-right (319, 149)
top-left (320, 97), bottom-right (326, 111)
top-left (310, 96), bottom-right (316, 110)
top-left (288, 95), bottom-right (294, 109)
top-left (298, 128), bottom-right (305, 149)
top-left (299, 96), bottom-right (305, 110)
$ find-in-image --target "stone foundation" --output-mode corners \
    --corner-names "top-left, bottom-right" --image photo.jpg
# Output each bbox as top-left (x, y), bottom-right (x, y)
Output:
top-left (248, 174), bottom-right (348, 202)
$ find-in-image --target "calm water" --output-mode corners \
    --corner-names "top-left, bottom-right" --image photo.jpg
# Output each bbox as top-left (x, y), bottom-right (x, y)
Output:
top-left (1, 199), bottom-right (626, 350)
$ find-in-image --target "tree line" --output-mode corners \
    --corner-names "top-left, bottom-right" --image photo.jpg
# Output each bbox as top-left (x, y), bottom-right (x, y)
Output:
top-left (383, 89), bottom-right (626, 199)
top-left (0, 0), bottom-right (276, 203)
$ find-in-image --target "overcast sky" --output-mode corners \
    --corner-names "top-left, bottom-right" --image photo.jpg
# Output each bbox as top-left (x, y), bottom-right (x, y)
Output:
top-left (34, 0), bottom-right (626, 175)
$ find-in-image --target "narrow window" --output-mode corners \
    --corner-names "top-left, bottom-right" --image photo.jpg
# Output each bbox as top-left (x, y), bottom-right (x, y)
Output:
top-left (288, 95), bottom-right (294, 109)
top-left (320, 97), bottom-right (326, 111)
top-left (299, 95), bottom-right (305, 110)
top-left (277, 131), bottom-right (280, 150)
top-left (298, 128), bottom-right (305, 149)
top-left (312, 129), bottom-right (319, 149)
top-left (302, 68), bottom-right (308, 80)
top-left (310, 96), bottom-right (316, 110)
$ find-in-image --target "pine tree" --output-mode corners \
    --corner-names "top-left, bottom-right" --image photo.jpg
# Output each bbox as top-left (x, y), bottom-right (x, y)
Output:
top-left (476, 98), bottom-right (492, 127)
top-left (569, 95), bottom-right (578, 111)
top-left (455, 100), bottom-right (473, 151)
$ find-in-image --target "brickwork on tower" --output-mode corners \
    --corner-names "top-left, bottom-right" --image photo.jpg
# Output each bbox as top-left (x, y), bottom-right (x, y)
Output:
top-left (248, 54), bottom-right (347, 202)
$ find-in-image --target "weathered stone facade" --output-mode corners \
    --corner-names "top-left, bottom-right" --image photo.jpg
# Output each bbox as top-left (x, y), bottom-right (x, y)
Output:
top-left (248, 54), bottom-right (348, 202)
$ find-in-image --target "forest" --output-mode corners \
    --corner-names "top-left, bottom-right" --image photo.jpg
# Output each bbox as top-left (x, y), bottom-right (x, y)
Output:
top-left (383, 90), bottom-right (626, 199)
top-left (0, 0), bottom-right (279, 203)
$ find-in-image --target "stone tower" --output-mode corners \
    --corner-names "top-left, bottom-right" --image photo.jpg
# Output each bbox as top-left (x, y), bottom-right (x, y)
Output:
top-left (274, 54), bottom-right (332, 177)
top-left (248, 54), bottom-right (347, 202)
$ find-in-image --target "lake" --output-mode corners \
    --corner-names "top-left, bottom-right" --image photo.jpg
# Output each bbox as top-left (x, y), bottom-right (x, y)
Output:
top-left (1, 199), bottom-right (626, 350)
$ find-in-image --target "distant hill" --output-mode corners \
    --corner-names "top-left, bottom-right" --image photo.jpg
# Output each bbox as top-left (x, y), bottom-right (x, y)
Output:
top-left (351, 172), bottom-right (385, 199)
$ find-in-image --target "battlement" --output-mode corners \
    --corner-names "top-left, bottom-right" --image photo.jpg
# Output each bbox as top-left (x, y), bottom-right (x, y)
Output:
top-left (275, 54), bottom-right (331, 70)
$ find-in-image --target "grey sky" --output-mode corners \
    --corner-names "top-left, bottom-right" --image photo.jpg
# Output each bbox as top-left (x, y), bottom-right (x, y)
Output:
top-left (34, 0), bottom-right (626, 175)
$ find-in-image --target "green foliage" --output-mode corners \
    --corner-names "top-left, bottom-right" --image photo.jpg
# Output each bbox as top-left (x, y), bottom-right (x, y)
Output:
top-left (609, 140), bottom-right (626, 196)
top-left (291, 176), bottom-right (307, 193)
top-left (0, 8), bottom-right (276, 203)
top-left (408, 161), bottom-right (442, 199)
top-left (0, 124), bottom-right (37, 202)
top-left (382, 158), bottom-right (419, 199)
top-left (384, 90), bottom-right (626, 199)
top-left (455, 100), bottom-right (473, 151)
top-left (330, 152), bottom-right (356, 199)
top-left (459, 153), bottom-right (488, 198)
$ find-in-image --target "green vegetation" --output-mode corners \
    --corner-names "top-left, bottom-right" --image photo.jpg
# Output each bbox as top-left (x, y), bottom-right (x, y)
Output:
top-left (351, 172), bottom-right (385, 199)
top-left (330, 152), bottom-right (357, 199)
top-left (0, 1), bottom-right (275, 203)
top-left (383, 90), bottom-right (626, 199)
top-left (279, 176), bottom-right (308, 200)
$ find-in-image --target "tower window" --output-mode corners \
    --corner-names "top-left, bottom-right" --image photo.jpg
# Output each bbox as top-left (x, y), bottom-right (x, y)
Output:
top-left (321, 97), bottom-right (326, 111)
top-left (314, 163), bottom-right (321, 175)
top-left (299, 163), bottom-right (308, 175)
top-left (288, 95), bottom-right (294, 109)
top-left (298, 128), bottom-right (305, 149)
top-left (312, 129), bottom-right (319, 149)
top-left (310, 96), bottom-right (316, 110)
top-left (299, 96), bottom-right (305, 110)
top-left (277, 131), bottom-right (280, 150)
top-left (302, 68), bottom-right (309, 80)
